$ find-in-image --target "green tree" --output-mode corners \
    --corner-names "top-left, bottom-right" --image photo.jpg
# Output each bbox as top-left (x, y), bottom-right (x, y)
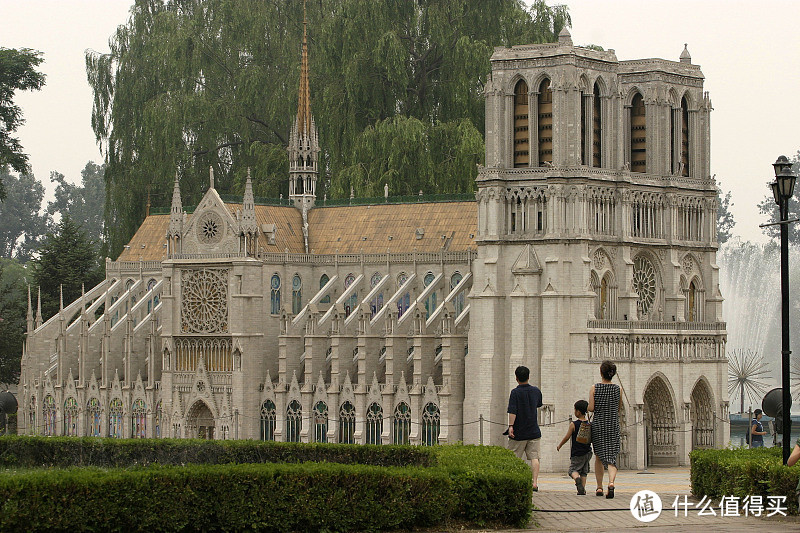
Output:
top-left (716, 180), bottom-right (735, 244)
top-left (759, 150), bottom-right (800, 244)
top-left (31, 217), bottom-right (103, 322)
top-left (0, 166), bottom-right (49, 261)
top-left (0, 47), bottom-right (46, 200)
top-left (0, 258), bottom-right (28, 387)
top-left (86, 0), bottom-right (569, 257)
top-left (47, 161), bottom-right (106, 247)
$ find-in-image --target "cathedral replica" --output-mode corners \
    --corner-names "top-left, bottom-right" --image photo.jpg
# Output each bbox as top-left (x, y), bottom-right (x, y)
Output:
top-left (19, 26), bottom-right (728, 471)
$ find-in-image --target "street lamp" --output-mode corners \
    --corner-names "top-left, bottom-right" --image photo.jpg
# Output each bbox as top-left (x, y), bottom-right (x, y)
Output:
top-left (771, 154), bottom-right (796, 464)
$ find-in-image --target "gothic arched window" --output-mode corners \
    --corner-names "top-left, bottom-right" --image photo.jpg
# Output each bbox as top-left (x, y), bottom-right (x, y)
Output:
top-left (270, 274), bottom-right (281, 314)
top-left (63, 397), bottom-right (78, 436)
top-left (450, 272), bottom-right (464, 316)
top-left (513, 79), bottom-right (529, 167)
top-left (87, 398), bottom-right (101, 437)
top-left (28, 396), bottom-right (36, 434)
top-left (630, 92), bottom-right (646, 173)
top-left (538, 79), bottom-right (553, 166)
top-left (344, 274), bottom-right (357, 317)
top-left (680, 96), bottom-right (690, 177)
top-left (286, 400), bottom-right (302, 443)
top-left (292, 274), bottom-right (302, 315)
top-left (319, 274), bottom-right (330, 303)
top-left (260, 400), bottom-right (276, 441)
top-left (593, 83), bottom-right (602, 167)
top-left (339, 401), bottom-right (356, 444)
top-left (424, 272), bottom-right (436, 319)
top-left (366, 402), bottom-right (383, 445)
top-left (132, 399), bottom-right (146, 438)
top-left (313, 401), bottom-right (328, 443)
top-left (42, 395), bottom-right (56, 436)
top-left (422, 402), bottom-right (440, 446)
top-left (370, 272), bottom-right (383, 318)
top-left (397, 272), bottom-right (410, 317)
top-left (108, 398), bottom-right (123, 438)
top-left (155, 401), bottom-right (162, 438)
top-left (393, 402), bottom-right (411, 445)
top-left (688, 279), bottom-right (698, 322)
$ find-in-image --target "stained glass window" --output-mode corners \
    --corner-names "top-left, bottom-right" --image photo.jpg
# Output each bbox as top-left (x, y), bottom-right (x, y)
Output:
top-left (450, 272), bottom-right (464, 316)
top-left (344, 274), bottom-right (357, 317)
top-left (286, 400), bottom-right (302, 442)
top-left (339, 401), bottom-right (356, 444)
top-left (370, 272), bottom-right (383, 317)
top-left (422, 402), bottom-right (440, 446)
top-left (397, 273), bottom-right (410, 317)
top-left (313, 401), bottom-right (328, 443)
top-left (109, 398), bottom-right (123, 438)
top-left (366, 402), bottom-right (383, 445)
top-left (292, 275), bottom-right (302, 315)
top-left (155, 401), bottom-right (162, 438)
top-left (260, 400), bottom-right (276, 441)
top-left (319, 274), bottom-right (330, 303)
top-left (42, 395), bottom-right (56, 436)
top-left (270, 274), bottom-right (281, 314)
top-left (393, 402), bottom-right (411, 445)
top-left (63, 397), bottom-right (78, 436)
top-left (424, 272), bottom-right (436, 319)
top-left (132, 399), bottom-right (146, 438)
top-left (87, 398), bottom-right (101, 437)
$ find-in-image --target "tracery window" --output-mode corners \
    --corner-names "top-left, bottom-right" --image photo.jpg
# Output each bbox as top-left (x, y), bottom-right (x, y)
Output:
top-left (63, 397), bottom-right (78, 436)
top-left (451, 272), bottom-right (464, 317)
top-left (680, 96), bottom-right (690, 177)
top-left (344, 274), bottom-right (357, 317)
top-left (393, 402), bottom-right (411, 445)
top-left (260, 400), bottom-right (276, 441)
top-left (87, 398), bottom-right (101, 437)
top-left (319, 274), bottom-right (330, 303)
top-left (513, 79), bottom-right (529, 167)
top-left (270, 274), bottom-right (281, 314)
top-left (366, 402), bottom-right (383, 445)
top-left (632, 256), bottom-right (657, 318)
top-left (181, 268), bottom-right (229, 333)
top-left (422, 402), bottom-right (440, 446)
top-left (592, 83), bottom-right (602, 167)
top-left (292, 274), bottom-right (302, 315)
top-left (397, 273), bottom-right (410, 317)
top-left (423, 272), bottom-right (436, 319)
top-left (339, 401), bottom-right (356, 444)
top-left (42, 395), bottom-right (56, 436)
top-left (313, 401), bottom-right (328, 443)
top-left (537, 79), bottom-right (553, 166)
top-left (109, 398), bottom-right (123, 438)
top-left (147, 278), bottom-right (157, 314)
top-left (131, 399), bottom-right (146, 438)
top-left (370, 272), bottom-right (384, 318)
top-left (155, 401), bottom-right (162, 438)
top-left (630, 92), bottom-right (646, 173)
top-left (286, 400), bottom-right (302, 443)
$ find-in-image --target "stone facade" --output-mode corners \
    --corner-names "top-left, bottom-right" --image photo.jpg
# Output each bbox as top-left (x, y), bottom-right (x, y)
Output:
top-left (18, 29), bottom-right (728, 471)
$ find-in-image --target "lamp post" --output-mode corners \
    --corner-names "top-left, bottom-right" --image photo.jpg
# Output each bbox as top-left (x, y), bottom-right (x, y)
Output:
top-left (771, 155), bottom-right (796, 464)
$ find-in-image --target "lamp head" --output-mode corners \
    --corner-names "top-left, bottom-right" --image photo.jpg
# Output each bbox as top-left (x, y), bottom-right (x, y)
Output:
top-left (772, 155), bottom-right (796, 202)
top-left (773, 155), bottom-right (792, 178)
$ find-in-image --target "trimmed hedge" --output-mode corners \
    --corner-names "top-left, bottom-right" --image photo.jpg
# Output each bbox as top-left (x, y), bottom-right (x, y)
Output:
top-left (0, 438), bottom-right (532, 531)
top-left (690, 447), bottom-right (799, 514)
top-left (0, 436), bottom-right (434, 468)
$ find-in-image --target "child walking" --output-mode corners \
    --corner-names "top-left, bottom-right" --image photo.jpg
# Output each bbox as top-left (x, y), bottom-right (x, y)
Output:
top-left (556, 400), bottom-right (592, 495)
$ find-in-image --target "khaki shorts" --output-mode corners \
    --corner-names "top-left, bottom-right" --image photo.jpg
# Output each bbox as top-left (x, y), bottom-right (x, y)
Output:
top-left (508, 437), bottom-right (540, 460)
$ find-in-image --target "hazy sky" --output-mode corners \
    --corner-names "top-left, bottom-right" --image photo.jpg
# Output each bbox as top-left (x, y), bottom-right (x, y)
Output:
top-left (2, 0), bottom-right (799, 243)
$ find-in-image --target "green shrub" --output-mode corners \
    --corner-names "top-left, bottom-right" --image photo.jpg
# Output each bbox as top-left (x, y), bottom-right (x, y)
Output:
top-left (690, 447), bottom-right (799, 514)
top-left (0, 436), bottom-right (434, 469)
top-left (0, 438), bottom-right (532, 530)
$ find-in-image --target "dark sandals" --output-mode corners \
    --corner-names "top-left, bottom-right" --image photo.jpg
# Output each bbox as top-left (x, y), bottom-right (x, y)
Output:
top-left (606, 484), bottom-right (615, 499)
top-left (595, 487), bottom-right (604, 497)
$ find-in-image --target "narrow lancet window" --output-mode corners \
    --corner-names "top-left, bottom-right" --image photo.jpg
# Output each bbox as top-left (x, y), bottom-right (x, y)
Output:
top-left (538, 79), bottom-right (553, 166)
top-left (513, 80), bottom-right (529, 167)
top-left (630, 93), bottom-right (646, 173)
top-left (680, 97), bottom-right (689, 177)
top-left (593, 83), bottom-right (602, 167)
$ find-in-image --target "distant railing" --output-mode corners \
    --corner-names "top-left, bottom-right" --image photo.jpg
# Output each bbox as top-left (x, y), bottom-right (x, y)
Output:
top-left (587, 319), bottom-right (726, 331)
top-left (218, 194), bottom-right (295, 207)
top-left (319, 193), bottom-right (475, 207)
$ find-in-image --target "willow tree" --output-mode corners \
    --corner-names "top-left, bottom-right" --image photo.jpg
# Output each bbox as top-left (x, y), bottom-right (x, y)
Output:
top-left (87, 0), bottom-right (569, 256)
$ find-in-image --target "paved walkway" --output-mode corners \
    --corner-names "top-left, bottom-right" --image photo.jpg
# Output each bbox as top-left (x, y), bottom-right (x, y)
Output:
top-left (506, 466), bottom-right (800, 532)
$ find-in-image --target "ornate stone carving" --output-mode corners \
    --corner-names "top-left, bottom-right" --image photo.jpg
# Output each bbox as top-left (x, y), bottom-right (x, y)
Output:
top-left (181, 269), bottom-right (229, 333)
top-left (593, 249), bottom-right (607, 270)
top-left (196, 211), bottom-right (224, 244)
top-left (632, 256), bottom-right (657, 317)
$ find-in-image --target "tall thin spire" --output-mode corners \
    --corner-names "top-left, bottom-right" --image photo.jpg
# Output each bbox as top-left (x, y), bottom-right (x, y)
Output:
top-left (27, 285), bottom-right (33, 332)
top-left (35, 286), bottom-right (42, 328)
top-left (167, 171), bottom-right (183, 254)
top-left (297, 0), bottom-right (312, 135)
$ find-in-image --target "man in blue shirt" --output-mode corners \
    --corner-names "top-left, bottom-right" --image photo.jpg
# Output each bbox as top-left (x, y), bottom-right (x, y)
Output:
top-left (508, 365), bottom-right (543, 491)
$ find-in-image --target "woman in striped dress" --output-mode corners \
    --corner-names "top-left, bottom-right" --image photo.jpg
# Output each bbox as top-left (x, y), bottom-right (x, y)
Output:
top-left (588, 360), bottom-right (620, 499)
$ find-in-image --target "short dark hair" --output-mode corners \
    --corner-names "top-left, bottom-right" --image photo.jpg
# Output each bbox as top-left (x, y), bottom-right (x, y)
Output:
top-left (515, 366), bottom-right (530, 382)
top-left (754, 409), bottom-right (763, 417)
top-left (600, 360), bottom-right (617, 381)
top-left (574, 400), bottom-right (588, 415)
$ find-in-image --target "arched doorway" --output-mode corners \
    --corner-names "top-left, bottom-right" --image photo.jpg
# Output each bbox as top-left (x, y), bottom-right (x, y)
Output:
top-left (691, 379), bottom-right (714, 449)
top-left (643, 375), bottom-right (677, 465)
top-left (186, 401), bottom-right (215, 440)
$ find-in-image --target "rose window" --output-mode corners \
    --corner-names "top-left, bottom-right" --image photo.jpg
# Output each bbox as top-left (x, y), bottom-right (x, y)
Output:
top-left (196, 212), bottom-right (224, 244)
top-left (632, 256), bottom-right (657, 315)
top-left (181, 269), bottom-right (229, 333)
